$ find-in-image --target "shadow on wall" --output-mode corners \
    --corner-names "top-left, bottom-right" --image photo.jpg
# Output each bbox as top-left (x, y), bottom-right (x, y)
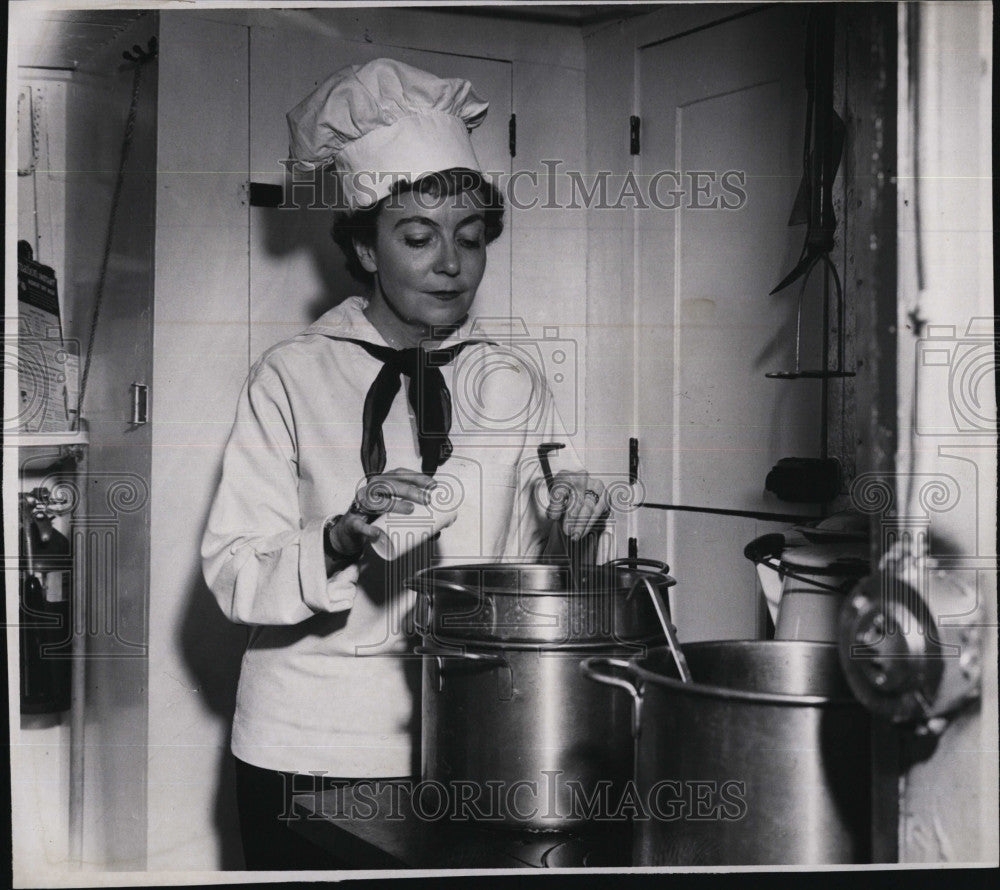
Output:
top-left (177, 465), bottom-right (248, 870)
top-left (254, 196), bottom-right (363, 323)
top-left (175, 185), bottom-right (368, 870)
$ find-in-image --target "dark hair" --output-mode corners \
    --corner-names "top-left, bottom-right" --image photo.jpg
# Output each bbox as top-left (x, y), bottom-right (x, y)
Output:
top-left (331, 168), bottom-right (505, 285)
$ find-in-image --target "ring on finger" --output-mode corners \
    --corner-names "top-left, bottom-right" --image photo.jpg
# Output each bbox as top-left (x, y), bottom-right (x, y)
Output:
top-left (583, 488), bottom-right (601, 504)
top-left (349, 497), bottom-right (383, 522)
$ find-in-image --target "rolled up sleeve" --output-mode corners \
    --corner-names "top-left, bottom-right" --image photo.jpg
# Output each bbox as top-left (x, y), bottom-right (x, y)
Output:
top-left (201, 359), bottom-right (359, 625)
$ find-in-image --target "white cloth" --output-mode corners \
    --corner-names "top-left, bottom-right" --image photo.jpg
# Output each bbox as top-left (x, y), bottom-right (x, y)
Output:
top-left (286, 58), bottom-right (488, 208)
top-left (201, 297), bottom-right (581, 776)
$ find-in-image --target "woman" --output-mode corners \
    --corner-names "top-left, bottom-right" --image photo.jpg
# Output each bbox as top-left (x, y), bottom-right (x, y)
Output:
top-left (201, 58), bottom-right (606, 869)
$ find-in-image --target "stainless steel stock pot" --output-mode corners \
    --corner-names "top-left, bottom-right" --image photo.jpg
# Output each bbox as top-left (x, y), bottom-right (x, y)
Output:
top-left (582, 640), bottom-right (871, 865)
top-left (408, 558), bottom-right (676, 831)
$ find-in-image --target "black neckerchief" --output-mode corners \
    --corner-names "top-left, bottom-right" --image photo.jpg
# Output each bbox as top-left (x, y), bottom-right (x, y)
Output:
top-left (329, 337), bottom-right (488, 478)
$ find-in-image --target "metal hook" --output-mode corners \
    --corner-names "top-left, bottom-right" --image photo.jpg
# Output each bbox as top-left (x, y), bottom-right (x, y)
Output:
top-left (122, 37), bottom-right (158, 64)
top-left (766, 251), bottom-right (854, 380)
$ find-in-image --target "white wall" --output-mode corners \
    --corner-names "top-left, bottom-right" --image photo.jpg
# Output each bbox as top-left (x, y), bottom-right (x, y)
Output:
top-left (583, 3), bottom-right (796, 634)
top-left (63, 12), bottom-right (159, 870)
top-left (147, 12), bottom-right (251, 871)
top-left (893, 0), bottom-right (997, 863)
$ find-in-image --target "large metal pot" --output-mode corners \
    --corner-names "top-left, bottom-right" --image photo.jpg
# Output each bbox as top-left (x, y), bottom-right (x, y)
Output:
top-left (408, 558), bottom-right (675, 832)
top-left (582, 641), bottom-right (871, 865)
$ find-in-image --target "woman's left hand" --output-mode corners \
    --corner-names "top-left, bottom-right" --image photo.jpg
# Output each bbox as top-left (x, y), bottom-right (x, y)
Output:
top-left (546, 471), bottom-right (608, 540)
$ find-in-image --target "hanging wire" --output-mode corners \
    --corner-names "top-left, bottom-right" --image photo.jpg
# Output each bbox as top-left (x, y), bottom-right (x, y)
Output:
top-left (74, 39), bottom-right (157, 430)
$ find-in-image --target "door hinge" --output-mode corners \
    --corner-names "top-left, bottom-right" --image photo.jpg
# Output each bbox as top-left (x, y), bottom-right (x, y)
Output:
top-left (629, 436), bottom-right (639, 485)
top-left (247, 181), bottom-right (284, 208)
top-left (629, 115), bottom-right (641, 156)
top-left (508, 113), bottom-right (517, 158)
top-left (130, 383), bottom-right (149, 425)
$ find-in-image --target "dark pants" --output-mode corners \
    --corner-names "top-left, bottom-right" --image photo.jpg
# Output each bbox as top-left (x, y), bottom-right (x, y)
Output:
top-left (234, 756), bottom-right (355, 870)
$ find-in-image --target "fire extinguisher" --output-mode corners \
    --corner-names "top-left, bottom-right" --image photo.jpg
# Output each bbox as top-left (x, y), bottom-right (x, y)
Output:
top-left (20, 490), bottom-right (73, 714)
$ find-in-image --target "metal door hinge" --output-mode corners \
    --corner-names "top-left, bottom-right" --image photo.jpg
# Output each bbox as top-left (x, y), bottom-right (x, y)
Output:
top-left (509, 113), bottom-right (517, 158)
top-left (247, 181), bottom-right (284, 208)
top-left (629, 115), bottom-right (641, 155)
top-left (130, 383), bottom-right (149, 425)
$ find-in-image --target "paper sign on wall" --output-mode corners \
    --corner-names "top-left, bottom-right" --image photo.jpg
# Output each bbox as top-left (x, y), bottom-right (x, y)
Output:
top-left (17, 251), bottom-right (75, 433)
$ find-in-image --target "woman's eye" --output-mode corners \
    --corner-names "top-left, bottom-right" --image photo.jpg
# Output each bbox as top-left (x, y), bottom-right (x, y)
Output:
top-left (457, 228), bottom-right (485, 249)
top-left (403, 236), bottom-right (430, 248)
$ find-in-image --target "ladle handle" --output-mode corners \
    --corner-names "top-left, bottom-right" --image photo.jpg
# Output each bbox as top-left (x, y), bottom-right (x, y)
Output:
top-left (633, 576), bottom-right (692, 684)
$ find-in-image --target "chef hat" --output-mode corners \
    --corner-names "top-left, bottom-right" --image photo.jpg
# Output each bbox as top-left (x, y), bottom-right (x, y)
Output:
top-left (287, 57), bottom-right (489, 209)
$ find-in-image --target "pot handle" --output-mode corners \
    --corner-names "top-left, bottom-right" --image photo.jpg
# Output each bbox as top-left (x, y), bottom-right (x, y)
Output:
top-left (580, 656), bottom-right (643, 738)
top-left (742, 533), bottom-right (785, 568)
top-left (414, 644), bottom-right (512, 701)
top-left (606, 556), bottom-right (671, 575)
top-left (413, 591), bottom-right (432, 637)
top-left (739, 548), bottom-right (860, 595)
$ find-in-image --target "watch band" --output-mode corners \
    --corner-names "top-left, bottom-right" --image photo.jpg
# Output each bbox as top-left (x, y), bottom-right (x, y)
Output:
top-left (323, 514), bottom-right (362, 567)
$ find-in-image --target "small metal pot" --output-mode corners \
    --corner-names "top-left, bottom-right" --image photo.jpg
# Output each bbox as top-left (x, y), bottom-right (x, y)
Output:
top-left (582, 641), bottom-right (871, 865)
top-left (409, 559), bottom-right (676, 832)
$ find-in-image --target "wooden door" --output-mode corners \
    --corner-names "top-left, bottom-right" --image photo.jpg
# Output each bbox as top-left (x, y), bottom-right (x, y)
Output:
top-left (248, 20), bottom-right (513, 361)
top-left (636, 5), bottom-right (822, 641)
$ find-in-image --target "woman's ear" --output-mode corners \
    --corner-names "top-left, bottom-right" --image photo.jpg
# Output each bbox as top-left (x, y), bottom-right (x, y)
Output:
top-left (353, 238), bottom-right (378, 274)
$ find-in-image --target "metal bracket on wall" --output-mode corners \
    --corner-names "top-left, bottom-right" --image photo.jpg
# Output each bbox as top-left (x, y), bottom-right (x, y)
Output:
top-left (629, 438), bottom-right (640, 557)
top-left (629, 116), bottom-right (641, 155)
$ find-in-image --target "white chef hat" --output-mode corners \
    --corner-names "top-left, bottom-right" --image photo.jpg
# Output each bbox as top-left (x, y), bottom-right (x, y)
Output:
top-left (287, 57), bottom-right (489, 209)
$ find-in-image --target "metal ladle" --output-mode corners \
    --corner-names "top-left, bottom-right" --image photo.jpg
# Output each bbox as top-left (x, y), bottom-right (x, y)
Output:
top-left (537, 443), bottom-right (599, 590)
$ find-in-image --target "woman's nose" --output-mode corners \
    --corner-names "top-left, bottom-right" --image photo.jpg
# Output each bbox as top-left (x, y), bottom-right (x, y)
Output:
top-left (435, 241), bottom-right (461, 276)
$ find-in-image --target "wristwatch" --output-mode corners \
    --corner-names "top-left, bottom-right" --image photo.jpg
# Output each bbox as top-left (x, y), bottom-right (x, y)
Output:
top-left (323, 514), bottom-right (362, 569)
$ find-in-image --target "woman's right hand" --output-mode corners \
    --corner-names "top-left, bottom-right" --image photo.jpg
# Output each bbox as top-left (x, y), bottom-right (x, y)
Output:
top-left (326, 468), bottom-right (438, 557)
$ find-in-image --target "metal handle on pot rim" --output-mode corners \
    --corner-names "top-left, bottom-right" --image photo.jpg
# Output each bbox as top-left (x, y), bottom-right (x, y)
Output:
top-left (606, 556), bottom-right (671, 576)
top-left (580, 656), bottom-right (643, 738)
top-left (742, 537), bottom-right (864, 595)
top-left (412, 590), bottom-right (432, 637)
top-left (756, 556), bottom-right (860, 595)
top-left (414, 644), bottom-right (512, 700)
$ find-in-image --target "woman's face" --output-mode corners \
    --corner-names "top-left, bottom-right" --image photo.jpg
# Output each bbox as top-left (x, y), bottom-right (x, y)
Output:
top-left (356, 188), bottom-right (488, 335)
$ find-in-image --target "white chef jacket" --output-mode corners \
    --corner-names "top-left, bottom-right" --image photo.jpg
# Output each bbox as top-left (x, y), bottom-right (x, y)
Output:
top-left (201, 296), bottom-right (582, 777)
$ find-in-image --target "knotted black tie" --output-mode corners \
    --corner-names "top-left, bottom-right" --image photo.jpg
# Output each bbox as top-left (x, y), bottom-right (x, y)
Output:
top-left (331, 337), bottom-right (485, 478)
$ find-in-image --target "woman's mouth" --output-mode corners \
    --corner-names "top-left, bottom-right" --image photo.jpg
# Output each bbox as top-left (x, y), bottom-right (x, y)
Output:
top-left (428, 289), bottom-right (463, 300)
